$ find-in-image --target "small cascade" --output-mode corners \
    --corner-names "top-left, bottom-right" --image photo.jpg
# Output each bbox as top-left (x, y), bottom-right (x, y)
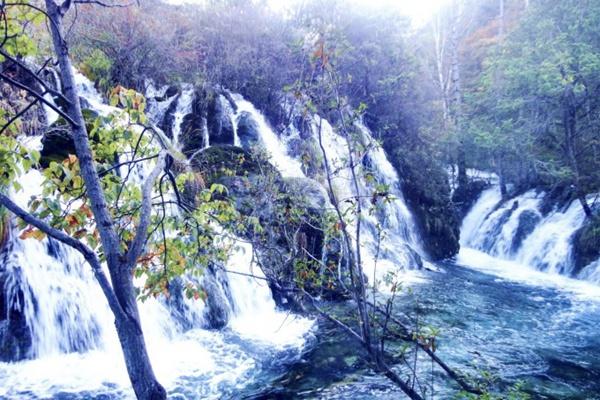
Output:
top-left (170, 85), bottom-right (195, 147)
top-left (0, 74), bottom-right (313, 398)
top-left (311, 118), bottom-right (423, 281)
top-left (217, 93), bottom-right (424, 286)
top-left (231, 94), bottom-right (305, 177)
top-left (460, 185), bottom-right (600, 283)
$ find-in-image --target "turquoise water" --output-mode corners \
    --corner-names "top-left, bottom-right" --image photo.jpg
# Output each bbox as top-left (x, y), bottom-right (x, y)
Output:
top-left (244, 261), bottom-right (600, 399)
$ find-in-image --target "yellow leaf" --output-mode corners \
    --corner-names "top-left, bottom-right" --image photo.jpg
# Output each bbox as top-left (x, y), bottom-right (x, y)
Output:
top-left (19, 226), bottom-right (46, 241)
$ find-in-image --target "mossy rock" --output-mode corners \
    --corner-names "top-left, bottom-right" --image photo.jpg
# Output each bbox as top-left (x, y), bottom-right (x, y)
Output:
top-left (236, 111), bottom-right (260, 148)
top-left (572, 217), bottom-right (600, 275)
top-left (511, 210), bottom-right (541, 253)
top-left (191, 145), bottom-right (279, 186)
top-left (285, 135), bottom-right (323, 179)
top-left (389, 147), bottom-right (460, 260)
top-left (207, 92), bottom-right (235, 146)
top-left (40, 109), bottom-right (99, 168)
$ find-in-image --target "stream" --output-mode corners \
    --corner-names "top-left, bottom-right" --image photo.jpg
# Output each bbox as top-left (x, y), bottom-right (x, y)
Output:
top-left (249, 254), bottom-right (600, 400)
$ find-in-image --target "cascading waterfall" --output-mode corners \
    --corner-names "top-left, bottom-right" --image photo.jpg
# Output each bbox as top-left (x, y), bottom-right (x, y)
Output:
top-left (223, 93), bottom-right (424, 285)
top-left (0, 74), bottom-right (313, 398)
top-left (460, 185), bottom-right (600, 284)
top-left (170, 85), bottom-right (195, 147)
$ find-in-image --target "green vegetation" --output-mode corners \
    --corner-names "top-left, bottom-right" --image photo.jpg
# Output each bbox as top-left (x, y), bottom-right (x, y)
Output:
top-left (447, 0), bottom-right (600, 214)
top-left (1, 1), bottom-right (599, 399)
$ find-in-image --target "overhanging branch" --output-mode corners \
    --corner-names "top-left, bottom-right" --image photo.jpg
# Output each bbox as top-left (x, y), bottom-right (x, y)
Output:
top-left (0, 192), bottom-right (127, 321)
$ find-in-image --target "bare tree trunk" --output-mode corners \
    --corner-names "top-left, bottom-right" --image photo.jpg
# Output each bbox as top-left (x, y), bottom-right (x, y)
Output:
top-left (450, 1), bottom-right (467, 188)
top-left (562, 82), bottom-right (593, 219)
top-left (44, 2), bottom-right (166, 398)
top-left (432, 12), bottom-right (450, 123)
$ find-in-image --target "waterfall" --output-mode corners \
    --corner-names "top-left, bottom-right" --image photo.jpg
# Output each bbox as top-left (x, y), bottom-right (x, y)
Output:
top-left (0, 74), bottom-right (314, 398)
top-left (232, 95), bottom-right (305, 177)
top-left (170, 85), bottom-right (195, 147)
top-left (460, 185), bottom-right (600, 284)
top-left (221, 94), bottom-right (423, 286)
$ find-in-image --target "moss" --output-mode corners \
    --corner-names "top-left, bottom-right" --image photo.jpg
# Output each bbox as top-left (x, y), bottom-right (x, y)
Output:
top-left (387, 146), bottom-right (460, 260)
top-left (0, 208), bottom-right (8, 252)
top-left (40, 109), bottom-right (99, 168)
top-left (191, 145), bottom-right (279, 185)
top-left (572, 217), bottom-right (600, 274)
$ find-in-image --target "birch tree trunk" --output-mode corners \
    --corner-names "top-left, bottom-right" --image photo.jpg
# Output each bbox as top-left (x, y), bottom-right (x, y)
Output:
top-left (449, 0), bottom-right (467, 188)
top-left (44, 2), bottom-right (166, 398)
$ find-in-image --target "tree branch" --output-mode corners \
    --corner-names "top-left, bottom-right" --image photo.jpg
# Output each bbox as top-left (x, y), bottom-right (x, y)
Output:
top-left (0, 71), bottom-right (78, 127)
top-left (0, 48), bottom-right (69, 103)
top-left (125, 150), bottom-right (166, 269)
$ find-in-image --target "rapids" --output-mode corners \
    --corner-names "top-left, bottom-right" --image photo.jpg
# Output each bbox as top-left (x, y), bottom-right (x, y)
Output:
top-left (1, 74), bottom-right (599, 400)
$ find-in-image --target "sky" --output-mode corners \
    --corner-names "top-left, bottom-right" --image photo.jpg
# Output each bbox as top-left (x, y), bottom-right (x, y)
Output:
top-left (165, 0), bottom-right (450, 26)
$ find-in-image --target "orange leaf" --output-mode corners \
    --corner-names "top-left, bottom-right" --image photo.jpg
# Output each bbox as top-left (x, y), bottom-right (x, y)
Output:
top-left (19, 226), bottom-right (46, 241)
top-left (66, 214), bottom-right (79, 227)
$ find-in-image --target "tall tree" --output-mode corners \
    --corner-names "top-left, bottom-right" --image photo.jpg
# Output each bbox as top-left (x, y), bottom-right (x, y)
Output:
top-left (464, 0), bottom-right (600, 215)
top-left (1, 1), bottom-right (237, 398)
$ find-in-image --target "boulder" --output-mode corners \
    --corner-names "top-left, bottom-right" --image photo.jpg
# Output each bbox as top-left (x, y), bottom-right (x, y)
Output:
top-left (154, 85), bottom-right (180, 102)
top-left (236, 111), bottom-right (260, 148)
top-left (390, 148), bottom-right (461, 260)
top-left (282, 177), bottom-right (329, 211)
top-left (180, 113), bottom-right (207, 158)
top-left (158, 92), bottom-right (180, 139)
top-left (39, 109), bottom-right (99, 168)
top-left (511, 210), bottom-right (540, 253)
top-left (207, 94), bottom-right (235, 145)
top-left (191, 145), bottom-right (279, 185)
top-left (40, 125), bottom-right (74, 167)
top-left (572, 217), bottom-right (600, 275)
top-left (190, 147), bottom-right (345, 301)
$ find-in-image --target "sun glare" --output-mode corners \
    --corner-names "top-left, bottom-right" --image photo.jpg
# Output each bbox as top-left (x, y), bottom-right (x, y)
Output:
top-left (168, 0), bottom-right (449, 26)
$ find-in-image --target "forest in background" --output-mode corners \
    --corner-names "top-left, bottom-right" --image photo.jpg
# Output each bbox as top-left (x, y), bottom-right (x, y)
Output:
top-left (55, 0), bottom-right (599, 257)
top-left (1, 1), bottom-right (599, 399)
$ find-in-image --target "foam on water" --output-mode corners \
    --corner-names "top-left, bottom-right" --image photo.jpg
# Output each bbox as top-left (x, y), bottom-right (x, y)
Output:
top-left (225, 240), bottom-right (315, 348)
top-left (0, 73), bottom-right (313, 398)
top-left (460, 184), bottom-right (600, 291)
top-left (456, 248), bottom-right (600, 302)
top-left (231, 94), bottom-right (305, 177)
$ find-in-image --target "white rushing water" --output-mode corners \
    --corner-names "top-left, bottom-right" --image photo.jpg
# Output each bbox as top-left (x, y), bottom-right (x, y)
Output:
top-left (0, 74), bottom-right (314, 398)
top-left (232, 94), bottom-right (306, 178)
top-left (315, 118), bottom-right (423, 284)
top-left (221, 94), bottom-right (423, 288)
top-left (170, 85), bottom-right (195, 148)
top-left (459, 185), bottom-right (600, 289)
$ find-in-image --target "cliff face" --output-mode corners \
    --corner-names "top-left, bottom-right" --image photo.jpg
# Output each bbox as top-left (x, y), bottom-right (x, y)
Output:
top-left (385, 146), bottom-right (461, 261)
